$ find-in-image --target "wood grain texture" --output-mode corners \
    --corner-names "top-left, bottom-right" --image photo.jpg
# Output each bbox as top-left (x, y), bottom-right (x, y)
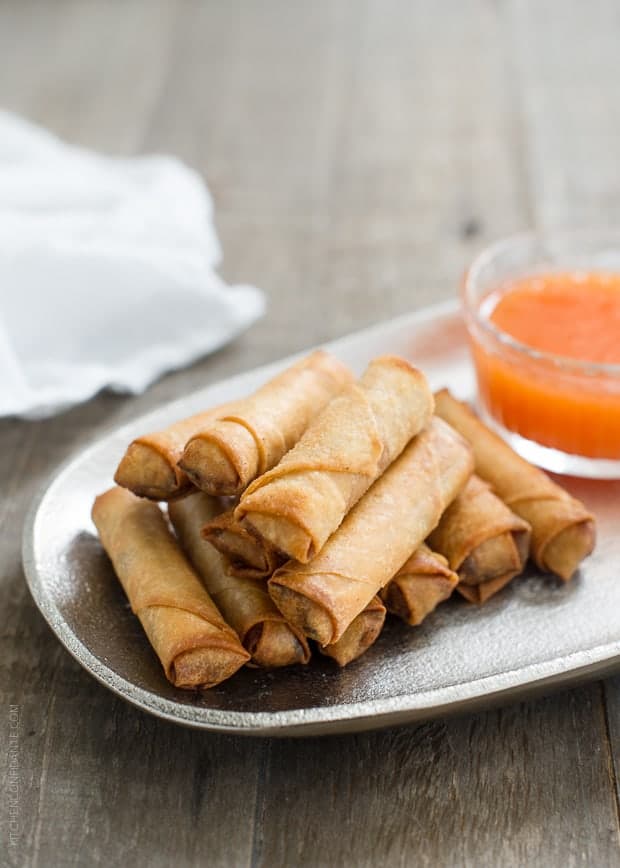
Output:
top-left (604, 677), bottom-right (620, 822)
top-left (256, 688), bottom-right (620, 868)
top-left (0, 0), bottom-right (619, 866)
top-left (507, 0), bottom-right (620, 229)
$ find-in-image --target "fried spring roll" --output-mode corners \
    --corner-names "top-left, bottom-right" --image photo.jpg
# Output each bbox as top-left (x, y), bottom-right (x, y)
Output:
top-left (319, 597), bottom-right (386, 667)
top-left (237, 356), bottom-right (434, 563)
top-left (169, 492), bottom-right (310, 668)
top-left (179, 351), bottom-right (353, 496)
top-left (92, 487), bottom-right (249, 689)
top-left (380, 544), bottom-right (459, 625)
top-left (268, 417), bottom-right (473, 645)
top-left (114, 402), bottom-right (235, 501)
top-left (428, 474), bottom-right (531, 603)
top-left (434, 390), bottom-right (595, 581)
top-left (201, 508), bottom-right (285, 580)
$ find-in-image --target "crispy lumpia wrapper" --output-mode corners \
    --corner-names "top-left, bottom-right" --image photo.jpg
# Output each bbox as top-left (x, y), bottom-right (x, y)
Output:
top-left (380, 543), bottom-right (458, 626)
top-left (237, 356), bottom-right (434, 562)
top-left (114, 402), bottom-right (237, 501)
top-left (268, 417), bottom-right (473, 645)
top-left (92, 487), bottom-right (249, 689)
top-left (320, 597), bottom-right (386, 667)
top-left (202, 508), bottom-right (285, 580)
top-left (428, 474), bottom-right (531, 601)
top-left (169, 493), bottom-right (310, 667)
top-left (179, 350), bottom-right (353, 496)
top-left (434, 390), bottom-right (595, 580)
top-left (458, 535), bottom-right (518, 585)
top-left (457, 572), bottom-right (517, 604)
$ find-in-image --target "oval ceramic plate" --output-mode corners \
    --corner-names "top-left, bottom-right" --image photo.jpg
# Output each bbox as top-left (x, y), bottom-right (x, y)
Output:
top-left (22, 301), bottom-right (620, 736)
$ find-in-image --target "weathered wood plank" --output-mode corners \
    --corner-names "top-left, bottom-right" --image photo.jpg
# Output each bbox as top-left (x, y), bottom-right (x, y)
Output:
top-left (509, 1), bottom-right (620, 850)
top-left (0, 1), bottom-right (619, 867)
top-left (0, 408), bottom-right (264, 867)
top-left (256, 688), bottom-right (620, 868)
top-left (603, 677), bottom-right (620, 825)
top-left (0, 3), bottom-right (264, 867)
top-left (0, 0), bottom-right (178, 153)
top-left (248, 2), bottom-right (620, 862)
top-left (507, 0), bottom-right (620, 229)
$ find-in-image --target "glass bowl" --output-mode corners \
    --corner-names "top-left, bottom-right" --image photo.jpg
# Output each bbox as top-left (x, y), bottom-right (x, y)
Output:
top-left (462, 230), bottom-right (620, 479)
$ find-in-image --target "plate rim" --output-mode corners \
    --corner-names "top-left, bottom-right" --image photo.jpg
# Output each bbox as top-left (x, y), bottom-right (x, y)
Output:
top-left (21, 299), bottom-right (620, 736)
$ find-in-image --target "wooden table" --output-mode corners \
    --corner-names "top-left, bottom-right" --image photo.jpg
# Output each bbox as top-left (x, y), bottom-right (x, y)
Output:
top-left (2, 2), bottom-right (620, 865)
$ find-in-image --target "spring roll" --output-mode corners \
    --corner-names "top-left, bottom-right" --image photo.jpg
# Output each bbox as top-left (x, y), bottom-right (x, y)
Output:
top-left (380, 544), bottom-right (459, 625)
top-left (434, 390), bottom-right (595, 581)
top-left (319, 597), bottom-right (386, 667)
top-left (114, 402), bottom-right (235, 501)
top-left (427, 474), bottom-right (531, 603)
top-left (92, 487), bottom-right (249, 689)
top-left (268, 417), bottom-right (473, 645)
top-left (179, 351), bottom-right (353, 496)
top-left (201, 508), bottom-right (285, 580)
top-left (236, 356), bottom-right (434, 563)
top-left (169, 492), bottom-right (310, 668)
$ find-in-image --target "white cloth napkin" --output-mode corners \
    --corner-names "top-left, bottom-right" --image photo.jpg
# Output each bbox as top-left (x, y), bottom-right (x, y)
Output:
top-left (0, 111), bottom-right (265, 419)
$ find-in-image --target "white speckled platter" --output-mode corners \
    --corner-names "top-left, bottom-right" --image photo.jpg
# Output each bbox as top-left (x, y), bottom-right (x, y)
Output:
top-left (22, 301), bottom-right (620, 736)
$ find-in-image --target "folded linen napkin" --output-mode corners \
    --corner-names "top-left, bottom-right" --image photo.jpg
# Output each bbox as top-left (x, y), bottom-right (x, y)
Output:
top-left (0, 111), bottom-right (264, 419)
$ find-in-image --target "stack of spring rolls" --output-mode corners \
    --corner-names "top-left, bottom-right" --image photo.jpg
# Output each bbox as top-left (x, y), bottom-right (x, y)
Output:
top-left (92, 350), bottom-right (596, 691)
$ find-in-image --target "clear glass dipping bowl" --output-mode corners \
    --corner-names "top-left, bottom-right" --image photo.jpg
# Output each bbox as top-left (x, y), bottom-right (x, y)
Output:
top-left (462, 230), bottom-right (620, 479)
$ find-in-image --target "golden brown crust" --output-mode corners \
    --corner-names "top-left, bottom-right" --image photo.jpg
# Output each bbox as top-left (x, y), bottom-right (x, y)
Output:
top-left (434, 390), bottom-right (595, 581)
top-left (320, 597), bottom-right (386, 666)
top-left (456, 572), bottom-right (517, 604)
top-left (428, 474), bottom-right (531, 601)
top-left (92, 487), bottom-right (249, 689)
top-left (237, 356), bottom-right (434, 563)
top-left (541, 521), bottom-right (596, 581)
top-left (380, 543), bottom-right (458, 625)
top-left (429, 475), bottom-right (530, 571)
top-left (169, 492), bottom-right (310, 667)
top-left (458, 534), bottom-right (522, 585)
top-left (114, 402), bottom-right (237, 501)
top-left (179, 351), bottom-right (354, 497)
top-left (268, 418), bottom-right (473, 645)
top-left (114, 442), bottom-right (185, 501)
top-left (244, 621), bottom-right (309, 668)
top-left (180, 421), bottom-right (258, 496)
top-left (201, 508), bottom-right (285, 580)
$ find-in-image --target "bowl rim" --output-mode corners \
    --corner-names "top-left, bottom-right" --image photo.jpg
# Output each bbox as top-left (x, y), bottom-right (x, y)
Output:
top-left (462, 229), bottom-right (620, 378)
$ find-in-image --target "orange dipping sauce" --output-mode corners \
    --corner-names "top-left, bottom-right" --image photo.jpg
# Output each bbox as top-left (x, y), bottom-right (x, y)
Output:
top-left (470, 271), bottom-right (620, 459)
